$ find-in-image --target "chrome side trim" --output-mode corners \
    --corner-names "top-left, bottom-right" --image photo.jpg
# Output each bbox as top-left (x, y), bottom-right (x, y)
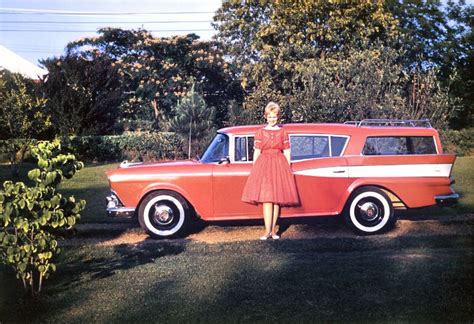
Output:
top-left (107, 207), bottom-right (136, 213)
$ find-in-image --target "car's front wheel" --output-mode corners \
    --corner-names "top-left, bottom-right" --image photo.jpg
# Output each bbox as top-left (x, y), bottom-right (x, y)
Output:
top-left (138, 190), bottom-right (191, 239)
top-left (344, 186), bottom-right (396, 235)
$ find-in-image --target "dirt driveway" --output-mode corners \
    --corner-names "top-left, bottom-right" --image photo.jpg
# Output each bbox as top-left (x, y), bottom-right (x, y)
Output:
top-left (67, 213), bottom-right (473, 246)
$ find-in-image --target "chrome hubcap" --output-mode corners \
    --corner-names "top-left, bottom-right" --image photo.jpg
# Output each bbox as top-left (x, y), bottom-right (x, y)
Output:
top-left (154, 205), bottom-right (174, 225)
top-left (359, 202), bottom-right (379, 221)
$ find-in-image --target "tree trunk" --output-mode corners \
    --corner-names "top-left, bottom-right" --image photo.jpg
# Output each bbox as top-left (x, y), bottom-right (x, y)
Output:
top-left (152, 99), bottom-right (159, 120)
top-left (188, 120), bottom-right (192, 159)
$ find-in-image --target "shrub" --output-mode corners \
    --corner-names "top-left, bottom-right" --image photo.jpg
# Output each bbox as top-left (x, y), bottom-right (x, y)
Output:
top-left (0, 133), bottom-right (186, 165)
top-left (60, 132), bottom-right (185, 162)
top-left (439, 128), bottom-right (474, 156)
top-left (0, 140), bottom-right (86, 296)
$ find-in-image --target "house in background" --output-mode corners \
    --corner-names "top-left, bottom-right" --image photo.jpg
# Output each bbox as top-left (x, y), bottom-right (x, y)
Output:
top-left (0, 45), bottom-right (48, 80)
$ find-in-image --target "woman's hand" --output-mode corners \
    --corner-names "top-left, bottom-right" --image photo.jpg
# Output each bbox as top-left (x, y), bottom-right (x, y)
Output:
top-left (253, 148), bottom-right (261, 163)
top-left (283, 149), bottom-right (291, 164)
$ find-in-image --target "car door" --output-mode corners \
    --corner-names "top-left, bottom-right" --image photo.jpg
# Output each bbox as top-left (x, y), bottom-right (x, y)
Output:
top-left (284, 134), bottom-right (350, 217)
top-left (212, 134), bottom-right (261, 219)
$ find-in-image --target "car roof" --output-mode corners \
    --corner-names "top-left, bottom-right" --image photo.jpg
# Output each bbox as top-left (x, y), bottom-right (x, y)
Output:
top-left (218, 123), bottom-right (438, 136)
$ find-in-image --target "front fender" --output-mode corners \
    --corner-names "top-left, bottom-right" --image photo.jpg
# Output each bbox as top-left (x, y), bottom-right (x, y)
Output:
top-left (139, 182), bottom-right (212, 219)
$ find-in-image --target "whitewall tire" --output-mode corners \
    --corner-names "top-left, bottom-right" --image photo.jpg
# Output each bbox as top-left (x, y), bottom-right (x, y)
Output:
top-left (344, 186), bottom-right (396, 235)
top-left (138, 191), bottom-right (191, 239)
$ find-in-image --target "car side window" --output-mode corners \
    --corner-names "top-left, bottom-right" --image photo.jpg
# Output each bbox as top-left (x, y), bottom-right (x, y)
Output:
top-left (331, 136), bottom-right (348, 156)
top-left (409, 136), bottom-right (437, 154)
top-left (363, 136), bottom-right (437, 155)
top-left (291, 136), bottom-right (330, 161)
top-left (234, 136), bottom-right (255, 162)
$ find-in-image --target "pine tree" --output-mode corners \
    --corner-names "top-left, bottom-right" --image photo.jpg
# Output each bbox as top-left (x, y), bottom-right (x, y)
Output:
top-left (170, 84), bottom-right (215, 158)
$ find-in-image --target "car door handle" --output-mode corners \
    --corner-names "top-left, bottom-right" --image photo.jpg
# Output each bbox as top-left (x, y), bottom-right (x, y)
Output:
top-left (332, 170), bottom-right (346, 173)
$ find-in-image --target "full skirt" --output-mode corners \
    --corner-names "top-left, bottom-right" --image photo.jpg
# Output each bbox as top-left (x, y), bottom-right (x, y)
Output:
top-left (241, 153), bottom-right (300, 206)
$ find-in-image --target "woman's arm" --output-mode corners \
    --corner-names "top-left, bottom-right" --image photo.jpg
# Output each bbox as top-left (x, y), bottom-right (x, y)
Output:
top-left (283, 149), bottom-right (291, 164)
top-left (253, 148), bottom-right (261, 162)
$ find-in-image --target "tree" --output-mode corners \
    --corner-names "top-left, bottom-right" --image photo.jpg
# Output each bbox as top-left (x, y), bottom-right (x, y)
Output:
top-left (213, 0), bottom-right (459, 127)
top-left (213, 1), bottom-right (401, 121)
top-left (445, 0), bottom-right (473, 128)
top-left (40, 52), bottom-right (123, 136)
top-left (385, 0), bottom-right (473, 128)
top-left (170, 84), bottom-right (215, 158)
top-left (214, 0), bottom-right (398, 67)
top-left (66, 29), bottom-right (243, 130)
top-left (0, 70), bottom-right (50, 176)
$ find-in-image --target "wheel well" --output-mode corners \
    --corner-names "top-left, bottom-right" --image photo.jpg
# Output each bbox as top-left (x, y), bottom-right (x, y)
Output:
top-left (137, 189), bottom-right (195, 217)
top-left (349, 185), bottom-right (407, 209)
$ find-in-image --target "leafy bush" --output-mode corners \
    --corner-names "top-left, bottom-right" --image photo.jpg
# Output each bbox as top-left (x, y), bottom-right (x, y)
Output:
top-left (60, 132), bottom-right (185, 162)
top-left (439, 128), bottom-right (474, 156)
top-left (0, 140), bottom-right (86, 295)
top-left (1, 132), bottom-right (186, 164)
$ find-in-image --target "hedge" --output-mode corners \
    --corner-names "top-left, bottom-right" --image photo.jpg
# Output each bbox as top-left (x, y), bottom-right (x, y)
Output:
top-left (1, 128), bottom-right (472, 164)
top-left (0, 132), bottom-right (186, 164)
top-left (61, 132), bottom-right (186, 162)
top-left (439, 128), bottom-right (473, 156)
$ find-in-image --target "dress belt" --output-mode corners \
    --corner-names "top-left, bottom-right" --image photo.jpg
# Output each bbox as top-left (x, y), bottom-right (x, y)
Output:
top-left (261, 149), bottom-right (282, 154)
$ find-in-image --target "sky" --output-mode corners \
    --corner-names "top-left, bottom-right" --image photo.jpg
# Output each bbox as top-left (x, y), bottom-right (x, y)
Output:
top-left (0, 0), bottom-right (222, 66)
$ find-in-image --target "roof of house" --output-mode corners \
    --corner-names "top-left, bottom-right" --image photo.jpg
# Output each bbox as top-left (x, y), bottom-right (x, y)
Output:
top-left (0, 45), bottom-right (48, 80)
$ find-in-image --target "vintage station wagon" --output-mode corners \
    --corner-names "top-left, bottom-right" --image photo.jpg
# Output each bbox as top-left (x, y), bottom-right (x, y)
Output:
top-left (105, 119), bottom-right (459, 238)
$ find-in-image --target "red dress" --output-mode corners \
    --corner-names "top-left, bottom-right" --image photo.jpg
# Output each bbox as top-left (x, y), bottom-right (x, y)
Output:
top-left (241, 126), bottom-right (300, 206)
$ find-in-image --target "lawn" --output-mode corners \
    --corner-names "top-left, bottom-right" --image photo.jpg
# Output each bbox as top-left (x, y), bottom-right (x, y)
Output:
top-left (0, 157), bottom-right (472, 322)
top-left (0, 156), bottom-right (473, 224)
top-left (0, 235), bottom-right (472, 322)
top-left (452, 155), bottom-right (474, 211)
top-left (0, 162), bottom-right (120, 223)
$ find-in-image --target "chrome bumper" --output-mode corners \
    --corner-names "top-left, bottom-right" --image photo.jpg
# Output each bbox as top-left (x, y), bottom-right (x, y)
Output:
top-left (106, 192), bottom-right (135, 217)
top-left (435, 193), bottom-right (460, 206)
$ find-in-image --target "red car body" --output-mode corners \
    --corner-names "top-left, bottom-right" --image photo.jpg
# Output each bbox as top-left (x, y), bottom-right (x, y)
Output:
top-left (106, 121), bottom-right (458, 238)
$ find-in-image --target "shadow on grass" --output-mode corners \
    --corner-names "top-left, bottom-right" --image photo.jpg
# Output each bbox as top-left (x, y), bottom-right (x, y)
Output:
top-left (0, 243), bottom-right (186, 322)
top-left (52, 243), bottom-right (185, 291)
top-left (2, 233), bottom-right (473, 322)
top-left (95, 235), bottom-right (474, 323)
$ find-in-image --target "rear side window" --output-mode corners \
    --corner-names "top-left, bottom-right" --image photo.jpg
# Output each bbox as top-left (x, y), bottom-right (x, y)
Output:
top-left (363, 136), bottom-right (437, 155)
top-left (290, 135), bottom-right (348, 160)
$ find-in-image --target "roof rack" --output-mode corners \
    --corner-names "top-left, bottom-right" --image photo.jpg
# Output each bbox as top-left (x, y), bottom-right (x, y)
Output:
top-left (344, 119), bottom-right (432, 128)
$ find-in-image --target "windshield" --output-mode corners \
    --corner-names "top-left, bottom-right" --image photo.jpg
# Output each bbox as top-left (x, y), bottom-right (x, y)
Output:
top-left (200, 133), bottom-right (229, 163)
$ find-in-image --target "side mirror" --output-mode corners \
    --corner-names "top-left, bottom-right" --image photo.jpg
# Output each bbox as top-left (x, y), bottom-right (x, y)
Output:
top-left (218, 156), bottom-right (230, 165)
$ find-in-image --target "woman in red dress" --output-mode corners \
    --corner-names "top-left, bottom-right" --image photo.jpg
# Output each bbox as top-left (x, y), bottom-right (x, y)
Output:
top-left (241, 102), bottom-right (300, 240)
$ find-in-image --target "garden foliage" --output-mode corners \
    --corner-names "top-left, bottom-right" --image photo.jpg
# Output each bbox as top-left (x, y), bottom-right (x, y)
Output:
top-left (170, 83), bottom-right (215, 158)
top-left (0, 140), bottom-right (86, 295)
top-left (0, 70), bottom-right (50, 175)
top-left (40, 53), bottom-right (123, 136)
top-left (60, 132), bottom-right (185, 162)
top-left (439, 128), bottom-right (474, 156)
top-left (213, 0), bottom-right (471, 128)
top-left (65, 30), bottom-right (242, 131)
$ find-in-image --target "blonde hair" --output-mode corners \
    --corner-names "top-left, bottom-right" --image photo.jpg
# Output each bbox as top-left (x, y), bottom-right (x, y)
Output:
top-left (264, 102), bottom-right (281, 117)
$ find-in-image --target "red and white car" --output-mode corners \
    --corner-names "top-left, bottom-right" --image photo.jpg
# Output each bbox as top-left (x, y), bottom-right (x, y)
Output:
top-left (106, 119), bottom-right (459, 238)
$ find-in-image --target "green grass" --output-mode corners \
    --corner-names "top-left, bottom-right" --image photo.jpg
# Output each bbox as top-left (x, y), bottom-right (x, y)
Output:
top-left (0, 235), bottom-right (472, 322)
top-left (58, 163), bottom-right (120, 223)
top-left (0, 162), bottom-right (120, 223)
top-left (1, 156), bottom-right (473, 224)
top-left (452, 156), bottom-right (474, 212)
top-left (0, 158), bottom-right (472, 322)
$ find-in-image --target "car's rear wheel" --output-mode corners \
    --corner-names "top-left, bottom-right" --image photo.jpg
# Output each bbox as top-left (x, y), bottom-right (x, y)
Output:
top-left (138, 190), bottom-right (191, 239)
top-left (344, 186), bottom-right (396, 235)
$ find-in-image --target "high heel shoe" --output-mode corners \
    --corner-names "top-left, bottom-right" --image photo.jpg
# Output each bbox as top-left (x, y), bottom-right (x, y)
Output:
top-left (259, 233), bottom-right (271, 240)
top-left (271, 233), bottom-right (280, 240)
